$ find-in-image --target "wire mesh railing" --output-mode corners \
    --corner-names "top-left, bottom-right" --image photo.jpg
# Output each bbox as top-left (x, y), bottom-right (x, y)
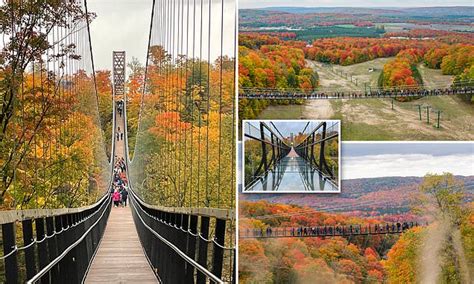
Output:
top-left (0, 0), bottom-right (114, 281)
top-left (239, 85), bottom-right (473, 100)
top-left (239, 222), bottom-right (420, 239)
top-left (243, 122), bottom-right (291, 188)
top-left (0, 192), bottom-right (111, 283)
top-left (0, 0), bottom-right (111, 210)
top-left (123, 0), bottom-right (236, 282)
top-left (294, 121), bottom-right (340, 186)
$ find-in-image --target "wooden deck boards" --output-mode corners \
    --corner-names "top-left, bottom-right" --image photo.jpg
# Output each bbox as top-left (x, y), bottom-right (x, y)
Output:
top-left (84, 207), bottom-right (157, 283)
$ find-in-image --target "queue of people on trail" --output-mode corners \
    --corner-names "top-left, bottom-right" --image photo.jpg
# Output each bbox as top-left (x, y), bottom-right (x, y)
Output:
top-left (111, 157), bottom-right (129, 207)
top-left (246, 222), bottom-right (419, 237)
top-left (116, 99), bottom-right (124, 117)
top-left (242, 86), bottom-right (473, 99)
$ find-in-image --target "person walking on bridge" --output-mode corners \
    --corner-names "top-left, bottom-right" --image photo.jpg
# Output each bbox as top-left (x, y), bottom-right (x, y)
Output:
top-left (121, 187), bottom-right (129, 207)
top-left (113, 189), bottom-right (121, 207)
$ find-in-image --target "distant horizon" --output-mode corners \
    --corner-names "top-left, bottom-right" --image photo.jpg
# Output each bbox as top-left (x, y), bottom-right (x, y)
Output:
top-left (239, 2), bottom-right (474, 9)
top-left (341, 174), bottom-right (474, 181)
top-left (341, 143), bottom-right (473, 179)
top-left (240, 5), bottom-right (474, 9)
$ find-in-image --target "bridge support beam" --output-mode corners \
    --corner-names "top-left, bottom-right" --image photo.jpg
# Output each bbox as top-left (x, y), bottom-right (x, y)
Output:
top-left (212, 218), bottom-right (226, 279)
top-left (22, 219), bottom-right (36, 279)
top-left (35, 218), bottom-right (49, 283)
top-left (46, 216), bottom-right (60, 282)
top-left (197, 216), bottom-right (210, 284)
top-left (185, 215), bottom-right (198, 282)
top-left (2, 222), bottom-right (18, 283)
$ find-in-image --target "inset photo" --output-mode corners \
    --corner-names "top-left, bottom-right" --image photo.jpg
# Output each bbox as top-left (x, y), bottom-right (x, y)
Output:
top-left (243, 120), bottom-right (340, 193)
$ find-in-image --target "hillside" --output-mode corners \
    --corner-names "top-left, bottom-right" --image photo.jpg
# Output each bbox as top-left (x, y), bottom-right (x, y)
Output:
top-left (240, 176), bottom-right (474, 218)
top-left (239, 7), bottom-right (474, 29)
top-left (257, 6), bottom-right (474, 17)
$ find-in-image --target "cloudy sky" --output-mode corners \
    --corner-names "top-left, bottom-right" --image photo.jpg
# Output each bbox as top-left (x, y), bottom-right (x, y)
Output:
top-left (239, 0), bottom-right (473, 9)
top-left (88, 0), bottom-right (151, 71)
top-left (341, 143), bottom-right (474, 179)
top-left (88, 0), bottom-right (235, 72)
top-left (245, 120), bottom-right (339, 139)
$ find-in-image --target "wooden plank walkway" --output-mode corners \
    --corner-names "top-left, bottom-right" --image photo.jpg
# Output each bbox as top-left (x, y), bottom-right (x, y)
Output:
top-left (84, 206), bottom-right (157, 283)
top-left (85, 104), bottom-right (157, 283)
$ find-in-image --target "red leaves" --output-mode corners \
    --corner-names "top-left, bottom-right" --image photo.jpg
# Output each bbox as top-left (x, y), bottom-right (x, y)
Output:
top-left (149, 112), bottom-right (191, 141)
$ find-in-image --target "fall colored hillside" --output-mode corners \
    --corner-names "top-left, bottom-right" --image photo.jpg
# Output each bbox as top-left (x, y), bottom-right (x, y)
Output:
top-left (239, 174), bottom-right (474, 283)
top-left (241, 176), bottom-right (474, 220)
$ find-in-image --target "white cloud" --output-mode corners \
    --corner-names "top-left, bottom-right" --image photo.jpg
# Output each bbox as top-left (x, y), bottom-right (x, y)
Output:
top-left (342, 154), bottom-right (474, 179)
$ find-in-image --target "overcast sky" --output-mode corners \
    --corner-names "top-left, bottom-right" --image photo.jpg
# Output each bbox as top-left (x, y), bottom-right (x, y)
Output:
top-left (239, 1), bottom-right (474, 9)
top-left (341, 143), bottom-right (474, 179)
top-left (245, 120), bottom-right (339, 139)
top-left (88, 0), bottom-right (235, 72)
top-left (88, 0), bottom-right (151, 71)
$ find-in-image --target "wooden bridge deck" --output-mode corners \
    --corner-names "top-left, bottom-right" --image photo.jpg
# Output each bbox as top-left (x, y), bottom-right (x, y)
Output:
top-left (85, 105), bottom-right (156, 283)
top-left (84, 206), bottom-right (157, 283)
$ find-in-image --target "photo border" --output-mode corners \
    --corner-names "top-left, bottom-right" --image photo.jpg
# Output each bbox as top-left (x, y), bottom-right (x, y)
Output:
top-left (241, 119), bottom-right (342, 194)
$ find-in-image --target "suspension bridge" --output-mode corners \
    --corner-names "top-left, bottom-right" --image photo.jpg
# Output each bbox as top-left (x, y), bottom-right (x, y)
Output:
top-left (0, 0), bottom-right (235, 283)
top-left (243, 121), bottom-right (339, 192)
top-left (238, 85), bottom-right (473, 100)
top-left (239, 222), bottom-right (420, 239)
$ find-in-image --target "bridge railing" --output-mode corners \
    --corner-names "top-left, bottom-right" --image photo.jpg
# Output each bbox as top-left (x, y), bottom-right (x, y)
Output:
top-left (243, 122), bottom-right (291, 188)
top-left (294, 121), bottom-right (340, 186)
top-left (239, 86), bottom-right (473, 100)
top-left (128, 188), bottom-right (235, 283)
top-left (0, 192), bottom-right (111, 283)
top-left (240, 222), bottom-right (419, 239)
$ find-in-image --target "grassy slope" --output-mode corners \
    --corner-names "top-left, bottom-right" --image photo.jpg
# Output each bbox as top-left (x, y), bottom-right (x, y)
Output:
top-left (256, 60), bottom-right (473, 141)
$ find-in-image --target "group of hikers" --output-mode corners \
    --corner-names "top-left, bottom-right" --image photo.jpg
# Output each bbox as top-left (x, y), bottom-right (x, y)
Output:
top-left (116, 127), bottom-right (124, 141)
top-left (241, 86), bottom-right (472, 99)
top-left (116, 99), bottom-right (124, 117)
top-left (111, 157), bottom-right (129, 207)
top-left (245, 222), bottom-right (419, 237)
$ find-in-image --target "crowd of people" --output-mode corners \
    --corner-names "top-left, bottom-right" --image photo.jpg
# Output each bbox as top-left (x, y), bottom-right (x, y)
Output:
top-left (244, 222), bottom-right (419, 237)
top-left (117, 99), bottom-right (124, 117)
top-left (112, 157), bottom-right (129, 207)
top-left (240, 86), bottom-right (473, 100)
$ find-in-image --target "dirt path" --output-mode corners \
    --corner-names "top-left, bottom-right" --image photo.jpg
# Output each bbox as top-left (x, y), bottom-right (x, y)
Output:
top-left (304, 99), bottom-right (334, 119)
top-left (417, 64), bottom-right (454, 89)
top-left (306, 60), bottom-right (359, 92)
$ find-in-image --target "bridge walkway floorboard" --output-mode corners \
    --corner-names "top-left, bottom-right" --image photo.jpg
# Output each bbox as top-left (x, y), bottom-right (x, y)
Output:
top-left (85, 206), bottom-right (157, 283)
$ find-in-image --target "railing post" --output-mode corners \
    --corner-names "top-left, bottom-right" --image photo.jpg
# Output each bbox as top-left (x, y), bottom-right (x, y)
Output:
top-left (149, 210), bottom-right (159, 275)
top-left (232, 247), bottom-right (236, 284)
top-left (197, 216), bottom-right (210, 284)
top-left (309, 133), bottom-right (315, 166)
top-left (212, 218), bottom-right (226, 279)
top-left (22, 219), bottom-right (36, 279)
top-left (46, 216), bottom-right (59, 281)
top-left (260, 123), bottom-right (268, 172)
top-left (157, 211), bottom-right (165, 279)
top-left (270, 133), bottom-right (276, 168)
top-left (175, 213), bottom-right (185, 283)
top-left (55, 215), bottom-right (64, 277)
top-left (2, 222), bottom-right (18, 283)
top-left (164, 211), bottom-right (173, 282)
top-left (74, 213), bottom-right (86, 278)
top-left (185, 215), bottom-right (198, 282)
top-left (35, 218), bottom-right (49, 283)
top-left (63, 214), bottom-right (78, 283)
top-left (319, 122), bottom-right (327, 172)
